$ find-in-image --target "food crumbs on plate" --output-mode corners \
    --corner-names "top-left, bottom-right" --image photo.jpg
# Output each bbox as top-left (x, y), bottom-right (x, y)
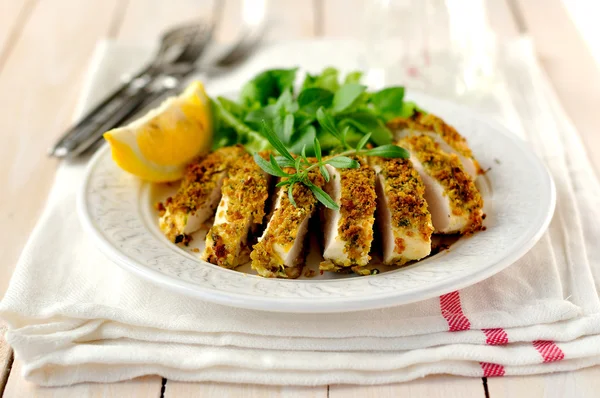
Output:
top-left (174, 234), bottom-right (192, 246)
top-left (155, 201), bottom-right (166, 216)
top-left (494, 158), bottom-right (501, 165)
top-left (304, 269), bottom-right (316, 278)
top-left (192, 248), bottom-right (200, 253)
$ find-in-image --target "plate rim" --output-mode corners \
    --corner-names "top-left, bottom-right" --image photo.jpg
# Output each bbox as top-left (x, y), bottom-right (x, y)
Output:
top-left (78, 94), bottom-right (556, 313)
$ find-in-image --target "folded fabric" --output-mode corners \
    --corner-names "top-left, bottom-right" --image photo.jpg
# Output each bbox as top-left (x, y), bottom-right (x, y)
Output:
top-left (1, 38), bottom-right (599, 386)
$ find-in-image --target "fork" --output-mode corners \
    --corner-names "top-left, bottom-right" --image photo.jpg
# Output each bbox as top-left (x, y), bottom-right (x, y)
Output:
top-left (130, 23), bottom-right (266, 117)
top-left (79, 16), bottom-right (266, 156)
top-left (49, 17), bottom-right (218, 158)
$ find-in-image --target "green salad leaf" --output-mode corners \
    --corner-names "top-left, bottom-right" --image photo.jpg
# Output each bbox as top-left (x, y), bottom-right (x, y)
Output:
top-left (331, 83), bottom-right (367, 113)
top-left (241, 68), bottom-right (298, 107)
top-left (208, 66), bottom-right (422, 208)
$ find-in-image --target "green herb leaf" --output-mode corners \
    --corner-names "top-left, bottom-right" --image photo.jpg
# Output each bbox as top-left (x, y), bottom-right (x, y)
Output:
top-left (340, 125), bottom-right (350, 148)
top-left (214, 97), bottom-right (272, 153)
top-left (306, 181), bottom-right (339, 210)
top-left (261, 120), bottom-right (294, 160)
top-left (325, 156), bottom-right (359, 168)
top-left (294, 156), bottom-right (302, 172)
top-left (244, 131), bottom-right (274, 153)
top-left (362, 144), bottom-right (410, 158)
top-left (332, 83), bottom-right (367, 113)
top-left (344, 71), bottom-right (363, 84)
top-left (397, 101), bottom-right (426, 118)
top-left (216, 96), bottom-right (246, 118)
top-left (240, 68), bottom-right (298, 106)
top-left (283, 113), bottom-right (294, 143)
top-left (356, 132), bottom-right (372, 151)
top-left (244, 105), bottom-right (277, 125)
top-left (316, 107), bottom-right (341, 141)
top-left (288, 183), bottom-right (297, 207)
top-left (297, 88), bottom-right (334, 115)
top-left (301, 67), bottom-right (340, 92)
top-left (274, 156), bottom-right (295, 168)
top-left (339, 112), bottom-right (392, 146)
top-left (253, 153), bottom-right (289, 177)
top-left (320, 165), bottom-right (330, 182)
top-left (276, 179), bottom-right (292, 187)
top-left (370, 86), bottom-right (405, 120)
top-left (289, 125), bottom-right (316, 156)
top-left (270, 154), bottom-right (288, 176)
top-left (314, 136), bottom-right (322, 162)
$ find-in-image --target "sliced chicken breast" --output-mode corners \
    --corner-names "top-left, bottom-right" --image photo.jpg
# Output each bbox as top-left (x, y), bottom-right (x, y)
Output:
top-left (388, 111), bottom-right (481, 179)
top-left (202, 153), bottom-right (270, 269)
top-left (159, 145), bottom-right (244, 243)
top-left (370, 156), bottom-right (434, 265)
top-left (398, 135), bottom-right (484, 235)
top-left (320, 158), bottom-right (376, 275)
top-left (250, 169), bottom-right (324, 279)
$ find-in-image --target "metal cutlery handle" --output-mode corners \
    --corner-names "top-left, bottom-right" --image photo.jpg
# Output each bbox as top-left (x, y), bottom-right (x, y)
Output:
top-left (49, 74), bottom-right (155, 157)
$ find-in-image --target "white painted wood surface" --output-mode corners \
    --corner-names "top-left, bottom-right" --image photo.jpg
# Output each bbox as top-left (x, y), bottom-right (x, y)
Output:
top-left (0, 0), bottom-right (599, 396)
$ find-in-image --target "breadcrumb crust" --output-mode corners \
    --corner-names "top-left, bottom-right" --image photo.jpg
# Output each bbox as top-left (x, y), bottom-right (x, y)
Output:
top-left (400, 135), bottom-right (484, 235)
top-left (202, 152), bottom-right (270, 269)
top-left (319, 157), bottom-right (376, 274)
top-left (250, 166), bottom-right (324, 278)
top-left (159, 145), bottom-right (245, 242)
top-left (370, 156), bottom-right (434, 243)
top-left (387, 111), bottom-right (481, 174)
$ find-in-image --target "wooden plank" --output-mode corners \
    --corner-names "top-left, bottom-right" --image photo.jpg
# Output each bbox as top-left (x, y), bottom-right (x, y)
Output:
top-left (487, 367), bottom-right (600, 397)
top-left (0, 1), bottom-right (36, 392)
top-left (329, 376), bottom-right (485, 398)
top-left (164, 382), bottom-right (326, 398)
top-left (116, 0), bottom-right (216, 46)
top-left (0, 0), bottom-right (161, 394)
top-left (322, 0), bottom-right (365, 37)
top-left (0, 0), bottom-right (36, 70)
top-left (561, 0), bottom-right (600, 68)
top-left (511, 0), bottom-right (600, 177)
top-left (0, 0), bottom-right (123, 299)
top-left (3, 361), bottom-right (162, 398)
top-left (0, 4), bottom-right (35, 394)
top-left (217, 0), bottom-right (316, 41)
top-left (484, 0), bottom-right (521, 39)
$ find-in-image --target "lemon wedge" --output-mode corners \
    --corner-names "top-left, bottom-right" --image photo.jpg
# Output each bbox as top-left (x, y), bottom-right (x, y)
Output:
top-left (103, 81), bottom-right (213, 182)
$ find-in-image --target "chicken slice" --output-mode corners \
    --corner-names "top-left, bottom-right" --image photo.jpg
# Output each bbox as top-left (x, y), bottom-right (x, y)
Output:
top-left (202, 153), bottom-right (271, 269)
top-left (159, 145), bottom-right (245, 243)
top-left (319, 158), bottom-right (376, 275)
top-left (250, 169), bottom-right (324, 279)
top-left (370, 156), bottom-right (434, 265)
top-left (398, 135), bottom-right (484, 235)
top-left (388, 111), bottom-right (481, 179)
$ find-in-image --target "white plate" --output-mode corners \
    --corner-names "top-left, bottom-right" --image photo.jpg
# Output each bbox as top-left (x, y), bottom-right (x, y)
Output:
top-left (78, 92), bottom-right (555, 313)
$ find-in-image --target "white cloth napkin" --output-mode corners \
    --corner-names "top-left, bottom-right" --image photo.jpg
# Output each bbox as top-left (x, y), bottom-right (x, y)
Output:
top-left (2, 38), bottom-right (600, 386)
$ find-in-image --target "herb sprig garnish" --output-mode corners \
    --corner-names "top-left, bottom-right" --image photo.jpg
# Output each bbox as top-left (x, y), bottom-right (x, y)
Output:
top-left (253, 119), bottom-right (408, 210)
top-left (210, 67), bottom-right (420, 208)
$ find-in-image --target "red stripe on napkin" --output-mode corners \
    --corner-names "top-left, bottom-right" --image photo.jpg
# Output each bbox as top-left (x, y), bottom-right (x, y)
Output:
top-left (439, 291), bottom-right (471, 331)
top-left (533, 340), bottom-right (565, 362)
top-left (483, 328), bottom-right (509, 345)
top-left (480, 362), bottom-right (505, 377)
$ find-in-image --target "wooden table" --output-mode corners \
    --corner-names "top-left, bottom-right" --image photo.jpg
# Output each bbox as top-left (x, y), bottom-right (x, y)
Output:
top-left (1, 0), bottom-right (599, 396)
